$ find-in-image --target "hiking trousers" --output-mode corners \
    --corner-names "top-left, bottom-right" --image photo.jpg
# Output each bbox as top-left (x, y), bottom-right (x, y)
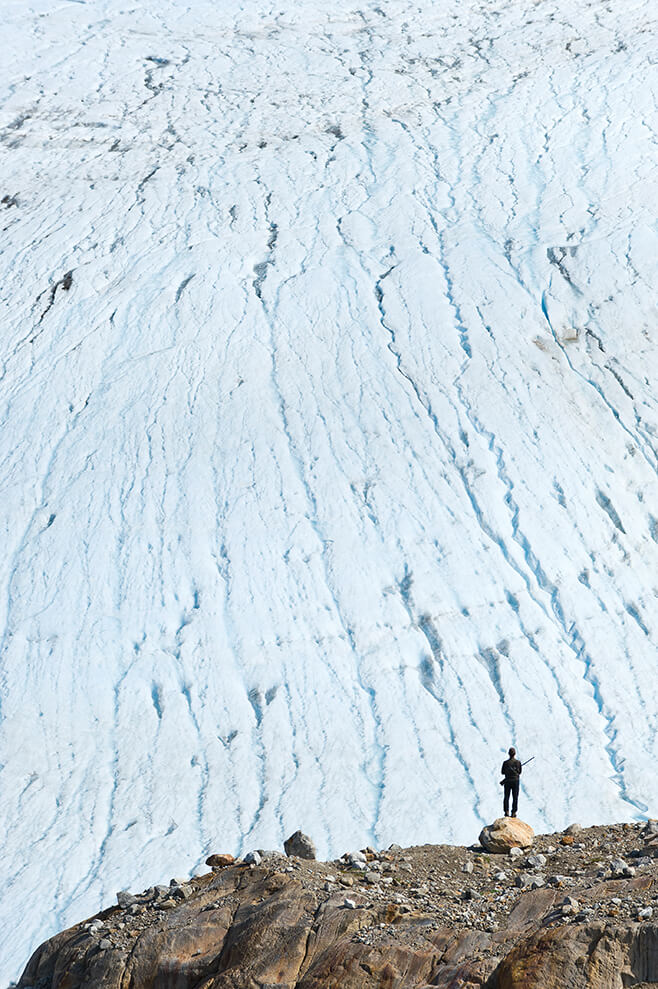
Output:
top-left (503, 780), bottom-right (519, 816)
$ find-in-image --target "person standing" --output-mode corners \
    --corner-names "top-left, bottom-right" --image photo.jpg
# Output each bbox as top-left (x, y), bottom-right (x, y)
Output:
top-left (501, 747), bottom-right (522, 817)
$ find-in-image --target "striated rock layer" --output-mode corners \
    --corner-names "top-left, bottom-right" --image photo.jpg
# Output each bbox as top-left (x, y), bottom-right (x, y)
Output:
top-left (17, 823), bottom-right (658, 988)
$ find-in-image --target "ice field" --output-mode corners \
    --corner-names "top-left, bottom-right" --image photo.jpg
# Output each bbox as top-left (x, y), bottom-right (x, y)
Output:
top-left (1, 0), bottom-right (657, 980)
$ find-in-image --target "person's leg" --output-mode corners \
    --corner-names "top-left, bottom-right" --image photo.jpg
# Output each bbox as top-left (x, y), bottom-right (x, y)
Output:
top-left (503, 782), bottom-right (511, 816)
top-left (511, 780), bottom-right (519, 817)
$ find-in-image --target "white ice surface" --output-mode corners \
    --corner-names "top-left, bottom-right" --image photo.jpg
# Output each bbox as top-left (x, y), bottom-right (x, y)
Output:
top-left (1, 0), bottom-right (657, 980)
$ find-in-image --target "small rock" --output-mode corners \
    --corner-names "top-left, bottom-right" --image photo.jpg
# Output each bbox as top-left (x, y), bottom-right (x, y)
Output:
top-left (547, 875), bottom-right (567, 887)
top-left (494, 871), bottom-right (508, 881)
top-left (509, 847), bottom-right (524, 861)
top-left (365, 871), bottom-right (380, 884)
top-left (159, 899), bottom-right (177, 910)
top-left (525, 854), bottom-right (547, 869)
top-left (388, 843), bottom-right (402, 853)
top-left (562, 896), bottom-right (580, 910)
top-left (284, 831), bottom-right (317, 860)
top-left (565, 823), bottom-right (583, 836)
top-left (344, 898), bottom-right (357, 909)
top-left (560, 835), bottom-right (574, 846)
top-left (462, 861), bottom-right (474, 874)
top-left (243, 850), bottom-right (262, 866)
top-left (206, 853), bottom-right (235, 869)
top-left (339, 876), bottom-right (354, 887)
top-left (98, 939), bottom-right (112, 951)
top-left (516, 873), bottom-right (536, 889)
top-left (462, 887), bottom-right (481, 900)
top-left (116, 890), bottom-right (138, 909)
top-left (610, 858), bottom-right (635, 878)
top-left (638, 906), bottom-right (653, 919)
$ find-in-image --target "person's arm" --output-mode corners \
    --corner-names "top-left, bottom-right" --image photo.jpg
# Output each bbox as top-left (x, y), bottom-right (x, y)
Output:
top-left (518, 761), bottom-right (522, 776)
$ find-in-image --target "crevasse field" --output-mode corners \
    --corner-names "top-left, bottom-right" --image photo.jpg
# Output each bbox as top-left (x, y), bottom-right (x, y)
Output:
top-left (1, 0), bottom-right (657, 980)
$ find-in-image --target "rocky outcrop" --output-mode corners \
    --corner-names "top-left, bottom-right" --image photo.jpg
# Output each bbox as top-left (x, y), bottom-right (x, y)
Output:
top-left (16, 822), bottom-right (658, 989)
top-left (479, 817), bottom-right (535, 853)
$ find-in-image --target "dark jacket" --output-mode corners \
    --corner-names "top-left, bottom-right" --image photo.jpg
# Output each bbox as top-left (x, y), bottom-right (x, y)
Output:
top-left (501, 757), bottom-right (522, 781)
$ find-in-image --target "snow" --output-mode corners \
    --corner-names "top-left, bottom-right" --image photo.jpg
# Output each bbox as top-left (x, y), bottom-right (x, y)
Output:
top-left (1, 0), bottom-right (657, 980)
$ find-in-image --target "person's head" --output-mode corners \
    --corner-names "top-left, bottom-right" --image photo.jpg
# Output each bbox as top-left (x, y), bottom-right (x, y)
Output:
top-left (509, 747), bottom-right (516, 757)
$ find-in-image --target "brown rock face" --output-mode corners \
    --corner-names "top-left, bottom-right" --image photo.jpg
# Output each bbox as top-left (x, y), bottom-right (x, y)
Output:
top-left (479, 817), bottom-right (535, 853)
top-left (492, 922), bottom-right (658, 988)
top-left (15, 824), bottom-right (658, 989)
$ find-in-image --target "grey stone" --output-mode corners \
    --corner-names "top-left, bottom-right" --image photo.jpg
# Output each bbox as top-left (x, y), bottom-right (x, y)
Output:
top-left (547, 875), bottom-right (568, 887)
top-left (565, 823), bottom-right (582, 836)
top-left (243, 850), bottom-right (262, 866)
top-left (516, 873), bottom-right (536, 888)
top-left (610, 858), bottom-right (635, 878)
top-left (638, 906), bottom-right (653, 919)
top-left (116, 890), bottom-right (138, 909)
top-left (343, 898), bottom-right (357, 909)
top-left (509, 846), bottom-right (524, 861)
top-left (525, 853), bottom-right (547, 869)
top-left (257, 850), bottom-right (287, 863)
top-left (284, 831), bottom-right (316, 860)
top-left (462, 887), bottom-right (481, 900)
top-left (462, 860), bottom-right (474, 874)
top-left (98, 938), bottom-right (112, 951)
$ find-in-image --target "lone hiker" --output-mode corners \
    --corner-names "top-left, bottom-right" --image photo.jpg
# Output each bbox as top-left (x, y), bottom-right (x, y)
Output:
top-left (501, 747), bottom-right (522, 818)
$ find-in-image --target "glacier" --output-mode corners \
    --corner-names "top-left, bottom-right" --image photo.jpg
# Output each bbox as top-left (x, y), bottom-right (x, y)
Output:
top-left (1, 0), bottom-right (657, 980)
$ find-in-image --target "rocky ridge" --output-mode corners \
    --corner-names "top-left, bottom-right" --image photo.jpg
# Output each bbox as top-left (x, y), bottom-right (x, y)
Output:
top-left (14, 821), bottom-right (658, 988)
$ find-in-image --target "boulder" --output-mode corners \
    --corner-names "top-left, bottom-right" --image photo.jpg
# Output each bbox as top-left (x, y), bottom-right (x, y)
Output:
top-left (284, 830), bottom-right (317, 860)
top-left (206, 853), bottom-right (235, 870)
top-left (479, 817), bottom-right (534, 854)
top-left (116, 890), bottom-right (138, 909)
